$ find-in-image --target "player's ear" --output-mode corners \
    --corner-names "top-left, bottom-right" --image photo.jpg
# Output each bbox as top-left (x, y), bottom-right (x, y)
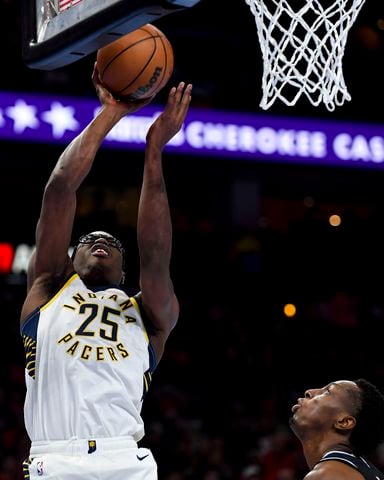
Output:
top-left (121, 272), bottom-right (126, 285)
top-left (335, 415), bottom-right (356, 432)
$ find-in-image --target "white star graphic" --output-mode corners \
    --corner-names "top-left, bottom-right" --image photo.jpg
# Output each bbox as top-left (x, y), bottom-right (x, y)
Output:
top-left (41, 102), bottom-right (79, 138)
top-left (6, 99), bottom-right (39, 133)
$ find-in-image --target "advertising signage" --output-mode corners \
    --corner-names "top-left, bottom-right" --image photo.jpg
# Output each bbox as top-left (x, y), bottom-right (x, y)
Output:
top-left (0, 90), bottom-right (383, 169)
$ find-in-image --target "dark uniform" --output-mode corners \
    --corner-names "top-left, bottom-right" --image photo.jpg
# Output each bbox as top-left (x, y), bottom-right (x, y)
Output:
top-left (319, 450), bottom-right (384, 480)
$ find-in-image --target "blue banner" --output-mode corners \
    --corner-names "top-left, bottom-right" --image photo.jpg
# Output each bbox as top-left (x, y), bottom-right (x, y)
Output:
top-left (1, 90), bottom-right (383, 168)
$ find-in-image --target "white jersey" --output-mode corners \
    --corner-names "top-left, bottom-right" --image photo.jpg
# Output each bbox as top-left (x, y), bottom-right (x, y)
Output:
top-left (21, 273), bottom-right (156, 443)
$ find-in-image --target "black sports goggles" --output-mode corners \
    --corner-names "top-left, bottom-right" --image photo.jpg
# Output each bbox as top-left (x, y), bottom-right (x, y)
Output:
top-left (77, 233), bottom-right (124, 253)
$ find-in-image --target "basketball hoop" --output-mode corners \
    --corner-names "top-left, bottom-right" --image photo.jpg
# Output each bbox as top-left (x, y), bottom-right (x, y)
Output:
top-left (245, 0), bottom-right (367, 111)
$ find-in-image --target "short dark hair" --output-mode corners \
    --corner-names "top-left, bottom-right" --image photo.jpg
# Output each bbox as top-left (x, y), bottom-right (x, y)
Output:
top-left (349, 378), bottom-right (384, 456)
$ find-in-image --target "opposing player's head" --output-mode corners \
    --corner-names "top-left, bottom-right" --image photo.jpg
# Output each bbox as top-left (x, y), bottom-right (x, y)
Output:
top-left (71, 231), bottom-right (126, 286)
top-left (289, 378), bottom-right (384, 456)
top-left (349, 378), bottom-right (384, 455)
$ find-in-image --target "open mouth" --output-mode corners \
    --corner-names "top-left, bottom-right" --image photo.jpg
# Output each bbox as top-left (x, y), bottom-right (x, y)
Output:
top-left (91, 243), bottom-right (110, 257)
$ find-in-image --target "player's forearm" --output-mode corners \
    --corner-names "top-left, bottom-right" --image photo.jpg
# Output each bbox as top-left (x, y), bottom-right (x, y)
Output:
top-left (48, 105), bottom-right (123, 192)
top-left (137, 146), bottom-right (172, 270)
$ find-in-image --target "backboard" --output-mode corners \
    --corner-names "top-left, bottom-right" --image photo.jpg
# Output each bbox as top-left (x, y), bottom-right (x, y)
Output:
top-left (22, 0), bottom-right (201, 70)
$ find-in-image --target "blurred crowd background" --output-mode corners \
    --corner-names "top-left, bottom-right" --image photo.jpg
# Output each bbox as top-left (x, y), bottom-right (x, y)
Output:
top-left (2, 0), bottom-right (384, 479)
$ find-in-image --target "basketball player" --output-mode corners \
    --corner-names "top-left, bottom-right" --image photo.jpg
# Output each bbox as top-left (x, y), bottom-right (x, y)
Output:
top-left (290, 378), bottom-right (384, 480)
top-left (20, 63), bottom-right (192, 479)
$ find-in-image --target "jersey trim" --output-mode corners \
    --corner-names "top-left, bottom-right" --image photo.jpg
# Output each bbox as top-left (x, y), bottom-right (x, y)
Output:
top-left (319, 450), bottom-right (384, 480)
top-left (40, 273), bottom-right (79, 312)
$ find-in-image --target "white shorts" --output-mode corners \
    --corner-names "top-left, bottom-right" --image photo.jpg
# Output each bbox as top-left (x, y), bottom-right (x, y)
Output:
top-left (24, 436), bottom-right (157, 479)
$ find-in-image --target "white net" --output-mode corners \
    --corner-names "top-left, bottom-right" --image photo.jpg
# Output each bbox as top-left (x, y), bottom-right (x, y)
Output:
top-left (245, 0), bottom-right (367, 111)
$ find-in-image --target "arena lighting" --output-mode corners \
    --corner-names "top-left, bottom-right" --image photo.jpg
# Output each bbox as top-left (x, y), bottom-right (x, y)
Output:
top-left (0, 243), bottom-right (74, 276)
top-left (0, 243), bottom-right (13, 273)
top-left (1, 91), bottom-right (384, 169)
top-left (283, 303), bottom-right (296, 318)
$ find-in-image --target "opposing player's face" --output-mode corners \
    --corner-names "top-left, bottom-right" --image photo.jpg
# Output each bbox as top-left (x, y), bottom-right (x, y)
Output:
top-left (72, 231), bottom-right (125, 285)
top-left (289, 380), bottom-right (359, 436)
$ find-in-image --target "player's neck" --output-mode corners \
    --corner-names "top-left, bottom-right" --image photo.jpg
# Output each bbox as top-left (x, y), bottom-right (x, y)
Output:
top-left (325, 442), bottom-right (353, 455)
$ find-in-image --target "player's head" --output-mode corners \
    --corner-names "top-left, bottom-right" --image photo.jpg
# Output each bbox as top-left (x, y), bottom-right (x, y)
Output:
top-left (349, 378), bottom-right (384, 455)
top-left (71, 231), bottom-right (126, 286)
top-left (289, 379), bottom-right (384, 456)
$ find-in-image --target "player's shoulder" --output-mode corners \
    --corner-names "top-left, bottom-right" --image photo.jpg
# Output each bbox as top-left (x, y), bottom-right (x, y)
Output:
top-left (309, 459), bottom-right (364, 480)
top-left (21, 271), bottom-right (78, 325)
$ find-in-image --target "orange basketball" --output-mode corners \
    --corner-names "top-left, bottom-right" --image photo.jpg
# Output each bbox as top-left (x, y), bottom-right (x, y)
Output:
top-left (96, 24), bottom-right (174, 101)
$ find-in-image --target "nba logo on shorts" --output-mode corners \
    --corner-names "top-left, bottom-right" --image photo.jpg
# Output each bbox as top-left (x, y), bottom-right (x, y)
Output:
top-left (37, 461), bottom-right (44, 475)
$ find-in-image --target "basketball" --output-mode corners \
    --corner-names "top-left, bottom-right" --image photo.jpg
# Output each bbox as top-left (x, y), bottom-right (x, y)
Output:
top-left (96, 24), bottom-right (174, 101)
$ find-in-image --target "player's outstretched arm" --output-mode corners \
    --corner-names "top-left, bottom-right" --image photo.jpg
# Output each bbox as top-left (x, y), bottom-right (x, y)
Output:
top-left (137, 82), bottom-right (192, 360)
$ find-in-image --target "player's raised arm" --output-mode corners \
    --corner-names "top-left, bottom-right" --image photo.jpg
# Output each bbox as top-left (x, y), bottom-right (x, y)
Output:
top-left (137, 82), bottom-right (192, 359)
